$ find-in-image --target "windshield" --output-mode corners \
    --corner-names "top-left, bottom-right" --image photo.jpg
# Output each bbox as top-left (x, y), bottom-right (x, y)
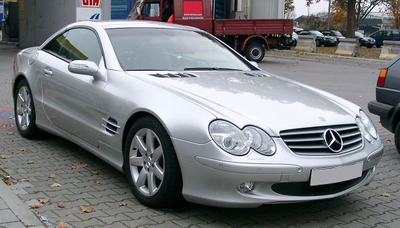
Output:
top-left (331, 31), bottom-right (343, 36)
top-left (355, 31), bottom-right (363, 38)
top-left (310, 31), bottom-right (324, 36)
top-left (106, 28), bottom-right (254, 71)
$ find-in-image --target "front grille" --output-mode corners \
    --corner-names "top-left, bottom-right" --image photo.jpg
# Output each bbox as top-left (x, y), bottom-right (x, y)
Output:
top-left (280, 124), bottom-right (363, 155)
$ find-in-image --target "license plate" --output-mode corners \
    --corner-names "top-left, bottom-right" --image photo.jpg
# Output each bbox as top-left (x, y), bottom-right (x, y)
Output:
top-left (310, 162), bottom-right (363, 186)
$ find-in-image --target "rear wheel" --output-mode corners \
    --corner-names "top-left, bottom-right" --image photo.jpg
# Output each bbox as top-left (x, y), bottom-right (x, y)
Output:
top-left (394, 123), bottom-right (400, 155)
top-left (14, 80), bottom-right (41, 139)
top-left (124, 116), bottom-right (183, 208)
top-left (245, 42), bottom-right (265, 63)
top-left (316, 39), bottom-right (321, 47)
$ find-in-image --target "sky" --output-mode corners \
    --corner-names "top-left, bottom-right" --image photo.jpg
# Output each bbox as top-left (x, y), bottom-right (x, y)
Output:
top-left (293, 0), bottom-right (386, 18)
top-left (294, 0), bottom-right (329, 17)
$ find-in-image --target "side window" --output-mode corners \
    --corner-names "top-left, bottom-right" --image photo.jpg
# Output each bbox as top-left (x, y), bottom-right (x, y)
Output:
top-left (383, 30), bottom-right (391, 36)
top-left (371, 31), bottom-right (381, 37)
top-left (43, 31), bottom-right (69, 55)
top-left (43, 28), bottom-right (103, 64)
top-left (142, 2), bottom-right (160, 17)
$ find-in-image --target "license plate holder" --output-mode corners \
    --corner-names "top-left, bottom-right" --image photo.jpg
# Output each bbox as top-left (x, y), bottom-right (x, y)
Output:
top-left (310, 162), bottom-right (363, 186)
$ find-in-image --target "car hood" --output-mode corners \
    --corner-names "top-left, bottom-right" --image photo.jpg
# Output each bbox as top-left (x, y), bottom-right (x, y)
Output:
top-left (129, 71), bottom-right (359, 136)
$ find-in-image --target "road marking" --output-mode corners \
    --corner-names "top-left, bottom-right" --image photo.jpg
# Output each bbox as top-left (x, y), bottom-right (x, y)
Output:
top-left (0, 110), bottom-right (17, 129)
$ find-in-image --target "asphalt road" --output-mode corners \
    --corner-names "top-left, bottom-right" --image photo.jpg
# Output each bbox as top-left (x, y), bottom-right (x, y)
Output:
top-left (0, 46), bottom-right (399, 228)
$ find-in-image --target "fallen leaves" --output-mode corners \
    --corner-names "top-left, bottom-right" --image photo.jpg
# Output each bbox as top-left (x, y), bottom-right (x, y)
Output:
top-left (6, 132), bottom-right (14, 135)
top-left (31, 203), bottom-right (42, 209)
top-left (58, 202), bottom-right (65, 208)
top-left (21, 148), bottom-right (28, 152)
top-left (68, 163), bottom-right (87, 170)
top-left (90, 171), bottom-right (98, 175)
top-left (119, 202), bottom-right (127, 206)
top-left (57, 222), bottom-right (68, 228)
top-left (39, 198), bottom-right (51, 204)
top-left (78, 206), bottom-right (94, 214)
top-left (36, 141), bottom-right (44, 144)
top-left (0, 155), bottom-right (9, 159)
top-left (381, 192), bottom-right (391, 197)
top-left (26, 161), bottom-right (35, 164)
top-left (51, 183), bottom-right (62, 187)
top-left (386, 138), bottom-right (394, 142)
top-left (93, 180), bottom-right (100, 184)
top-left (49, 174), bottom-right (56, 178)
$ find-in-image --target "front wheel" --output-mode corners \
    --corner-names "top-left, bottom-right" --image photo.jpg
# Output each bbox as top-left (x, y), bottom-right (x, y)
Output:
top-left (14, 79), bottom-right (41, 138)
top-left (245, 42), bottom-right (265, 63)
top-left (124, 116), bottom-right (183, 208)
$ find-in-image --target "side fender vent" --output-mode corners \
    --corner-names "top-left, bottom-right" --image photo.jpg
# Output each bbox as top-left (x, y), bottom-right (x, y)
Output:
top-left (102, 117), bottom-right (120, 135)
top-left (150, 73), bottom-right (199, 78)
top-left (244, 72), bottom-right (270, 77)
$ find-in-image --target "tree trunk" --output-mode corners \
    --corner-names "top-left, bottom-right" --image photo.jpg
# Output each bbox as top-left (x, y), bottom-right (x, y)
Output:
top-left (346, 0), bottom-right (356, 38)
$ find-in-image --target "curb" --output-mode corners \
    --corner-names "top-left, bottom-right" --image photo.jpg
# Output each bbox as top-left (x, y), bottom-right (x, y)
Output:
top-left (266, 49), bottom-right (389, 64)
top-left (0, 179), bottom-right (46, 228)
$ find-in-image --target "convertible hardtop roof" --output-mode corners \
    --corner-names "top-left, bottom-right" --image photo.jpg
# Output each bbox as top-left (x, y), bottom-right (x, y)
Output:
top-left (69, 20), bottom-right (200, 31)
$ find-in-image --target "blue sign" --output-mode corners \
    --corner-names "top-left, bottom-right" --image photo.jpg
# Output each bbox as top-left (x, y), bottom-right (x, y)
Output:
top-left (0, 3), bottom-right (3, 21)
top-left (111, 0), bottom-right (135, 19)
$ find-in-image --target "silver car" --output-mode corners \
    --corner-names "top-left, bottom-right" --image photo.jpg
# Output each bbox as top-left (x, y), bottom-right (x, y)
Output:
top-left (12, 21), bottom-right (383, 208)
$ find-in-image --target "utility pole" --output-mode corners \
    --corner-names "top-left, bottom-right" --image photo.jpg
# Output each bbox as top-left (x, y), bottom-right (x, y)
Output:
top-left (327, 0), bottom-right (331, 30)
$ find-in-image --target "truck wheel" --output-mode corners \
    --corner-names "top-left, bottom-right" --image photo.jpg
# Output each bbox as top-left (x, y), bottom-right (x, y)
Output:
top-left (245, 43), bottom-right (265, 63)
top-left (394, 123), bottom-right (400, 155)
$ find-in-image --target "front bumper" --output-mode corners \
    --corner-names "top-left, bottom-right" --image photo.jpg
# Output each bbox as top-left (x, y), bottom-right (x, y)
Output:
top-left (368, 100), bottom-right (394, 132)
top-left (173, 137), bottom-right (383, 208)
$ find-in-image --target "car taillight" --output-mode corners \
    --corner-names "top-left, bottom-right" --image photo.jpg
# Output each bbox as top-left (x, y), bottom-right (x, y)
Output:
top-left (377, 68), bottom-right (387, 87)
top-left (13, 55), bottom-right (16, 70)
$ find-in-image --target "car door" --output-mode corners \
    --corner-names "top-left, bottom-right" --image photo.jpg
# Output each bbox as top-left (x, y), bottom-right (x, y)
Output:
top-left (40, 28), bottom-right (106, 147)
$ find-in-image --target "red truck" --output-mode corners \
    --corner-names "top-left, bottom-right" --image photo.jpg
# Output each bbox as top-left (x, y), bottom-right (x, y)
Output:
top-left (127, 0), bottom-right (293, 62)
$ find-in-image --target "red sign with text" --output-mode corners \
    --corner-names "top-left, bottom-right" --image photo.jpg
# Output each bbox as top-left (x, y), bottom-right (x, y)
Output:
top-left (81, 0), bottom-right (101, 8)
top-left (183, 1), bottom-right (203, 17)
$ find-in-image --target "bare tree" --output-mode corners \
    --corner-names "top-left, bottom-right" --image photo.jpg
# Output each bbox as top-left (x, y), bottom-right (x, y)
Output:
top-left (285, 0), bottom-right (296, 18)
top-left (382, 0), bottom-right (400, 28)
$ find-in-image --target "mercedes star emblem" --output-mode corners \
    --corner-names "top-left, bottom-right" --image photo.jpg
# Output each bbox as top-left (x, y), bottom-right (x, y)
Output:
top-left (324, 129), bottom-right (344, 152)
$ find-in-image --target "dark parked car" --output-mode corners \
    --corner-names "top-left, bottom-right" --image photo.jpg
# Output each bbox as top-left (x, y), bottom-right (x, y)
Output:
top-left (369, 29), bottom-right (400, 47)
top-left (298, 30), bottom-right (337, 47)
top-left (368, 54), bottom-right (400, 154)
top-left (321, 30), bottom-right (345, 42)
top-left (355, 31), bottom-right (375, 48)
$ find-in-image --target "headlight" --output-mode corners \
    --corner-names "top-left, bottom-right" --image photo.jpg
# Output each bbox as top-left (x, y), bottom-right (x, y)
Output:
top-left (356, 110), bottom-right (378, 142)
top-left (209, 120), bottom-right (276, 156)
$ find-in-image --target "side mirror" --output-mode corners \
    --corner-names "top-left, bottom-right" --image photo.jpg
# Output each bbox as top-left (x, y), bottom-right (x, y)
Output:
top-left (68, 60), bottom-right (106, 82)
top-left (68, 60), bottom-right (99, 75)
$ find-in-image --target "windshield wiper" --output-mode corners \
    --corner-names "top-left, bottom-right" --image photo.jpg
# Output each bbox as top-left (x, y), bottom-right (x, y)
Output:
top-left (184, 67), bottom-right (243, 71)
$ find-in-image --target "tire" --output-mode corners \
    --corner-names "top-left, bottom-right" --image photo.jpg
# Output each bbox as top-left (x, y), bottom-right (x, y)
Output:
top-left (245, 42), bottom-right (265, 63)
top-left (316, 39), bottom-right (321, 47)
top-left (124, 116), bottom-right (183, 208)
top-left (14, 80), bottom-right (41, 139)
top-left (394, 123), bottom-right (400, 155)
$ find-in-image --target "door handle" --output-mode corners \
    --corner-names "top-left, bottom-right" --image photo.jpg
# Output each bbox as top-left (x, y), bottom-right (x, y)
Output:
top-left (44, 67), bottom-right (53, 76)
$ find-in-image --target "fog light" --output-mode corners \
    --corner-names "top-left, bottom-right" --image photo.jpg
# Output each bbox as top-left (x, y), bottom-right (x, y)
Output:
top-left (238, 182), bottom-right (255, 193)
